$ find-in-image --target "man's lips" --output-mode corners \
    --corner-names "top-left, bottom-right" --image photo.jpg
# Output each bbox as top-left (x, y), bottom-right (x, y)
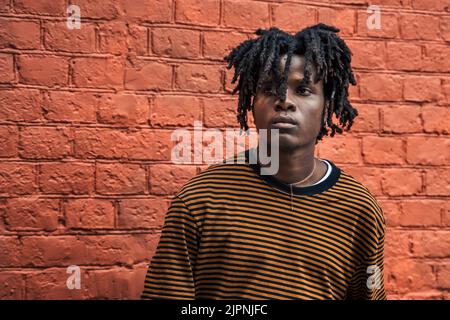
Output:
top-left (270, 115), bottom-right (298, 129)
top-left (270, 122), bottom-right (297, 129)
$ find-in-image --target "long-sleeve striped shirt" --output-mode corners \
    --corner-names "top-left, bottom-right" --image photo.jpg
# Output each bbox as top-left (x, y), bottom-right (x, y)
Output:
top-left (141, 148), bottom-right (387, 300)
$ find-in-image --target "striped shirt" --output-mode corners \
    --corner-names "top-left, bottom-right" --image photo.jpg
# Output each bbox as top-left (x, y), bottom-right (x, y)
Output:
top-left (141, 148), bottom-right (387, 300)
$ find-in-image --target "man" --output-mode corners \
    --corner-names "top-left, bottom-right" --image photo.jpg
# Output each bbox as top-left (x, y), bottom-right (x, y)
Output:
top-left (141, 23), bottom-right (387, 300)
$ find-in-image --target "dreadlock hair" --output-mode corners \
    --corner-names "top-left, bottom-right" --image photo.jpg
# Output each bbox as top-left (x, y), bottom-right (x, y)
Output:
top-left (223, 23), bottom-right (358, 144)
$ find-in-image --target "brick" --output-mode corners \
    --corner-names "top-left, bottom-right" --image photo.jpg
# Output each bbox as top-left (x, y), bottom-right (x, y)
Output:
top-left (149, 164), bottom-right (197, 195)
top-left (0, 272), bottom-right (24, 299)
top-left (97, 93), bottom-right (149, 125)
top-left (19, 126), bottom-right (72, 159)
top-left (386, 42), bottom-right (422, 71)
top-left (271, 4), bottom-right (315, 32)
top-left (425, 168), bottom-right (450, 196)
top-left (329, 0), bottom-right (371, 4)
top-left (14, 0), bottom-right (65, 15)
top-left (402, 290), bottom-right (444, 300)
top-left (0, 163), bottom-right (36, 195)
top-left (175, 63), bottom-right (222, 93)
top-left (422, 105), bottom-right (450, 134)
top-left (0, 236), bottom-right (21, 267)
top-left (72, 57), bottom-right (124, 89)
top-left (445, 201), bottom-right (450, 226)
top-left (347, 40), bottom-right (386, 70)
top-left (318, 136), bottom-right (361, 164)
top-left (0, 125), bottom-right (18, 157)
top-left (359, 73), bottom-right (403, 101)
top-left (118, 198), bottom-right (168, 229)
top-left (0, 0), bottom-right (11, 12)
top-left (42, 91), bottom-right (98, 123)
top-left (72, 0), bottom-right (172, 22)
top-left (124, 60), bottom-right (172, 90)
top-left (74, 128), bottom-right (172, 160)
top-left (412, 0), bottom-right (450, 11)
top-left (362, 136), bottom-right (404, 165)
top-left (422, 44), bottom-right (450, 73)
top-left (25, 268), bottom-right (88, 299)
top-left (67, 0), bottom-right (121, 19)
top-left (410, 231), bottom-right (450, 258)
top-left (203, 30), bottom-right (248, 60)
top-left (120, 0), bottom-right (172, 22)
top-left (84, 265), bottom-right (148, 299)
top-left (437, 264), bottom-right (450, 289)
top-left (65, 198), bottom-right (115, 229)
top-left (347, 103), bottom-right (380, 133)
top-left (44, 21), bottom-right (96, 53)
top-left (384, 229), bottom-right (411, 259)
top-left (385, 258), bottom-right (435, 294)
top-left (96, 162), bottom-right (146, 195)
top-left (388, 200), bottom-right (443, 227)
top-left (152, 95), bottom-right (201, 127)
top-left (381, 168), bottom-right (422, 196)
top-left (21, 236), bottom-right (86, 267)
top-left (175, 0), bottom-right (220, 26)
top-left (0, 53), bottom-right (14, 83)
top-left (441, 16), bottom-right (450, 42)
top-left (203, 96), bottom-right (239, 128)
top-left (39, 162), bottom-right (94, 194)
top-left (0, 89), bottom-right (42, 121)
top-left (4, 197), bottom-right (60, 231)
top-left (98, 21), bottom-right (129, 55)
top-left (400, 14), bottom-right (440, 41)
top-left (0, 18), bottom-right (41, 49)
top-left (406, 137), bottom-right (450, 166)
top-left (21, 234), bottom-right (153, 267)
top-left (318, 7), bottom-right (356, 36)
top-left (17, 55), bottom-right (68, 87)
top-left (404, 76), bottom-right (442, 102)
top-left (127, 24), bottom-right (148, 55)
top-left (444, 79), bottom-right (450, 104)
top-left (357, 11), bottom-right (399, 38)
top-left (382, 105), bottom-right (422, 133)
top-left (152, 27), bottom-right (200, 59)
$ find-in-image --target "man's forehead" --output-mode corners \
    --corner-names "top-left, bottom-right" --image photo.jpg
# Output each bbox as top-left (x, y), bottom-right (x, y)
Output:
top-left (279, 54), bottom-right (310, 76)
top-left (262, 54), bottom-right (318, 83)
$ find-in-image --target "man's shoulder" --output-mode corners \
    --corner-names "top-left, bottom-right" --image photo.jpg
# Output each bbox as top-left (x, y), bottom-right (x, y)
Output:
top-left (337, 168), bottom-right (386, 233)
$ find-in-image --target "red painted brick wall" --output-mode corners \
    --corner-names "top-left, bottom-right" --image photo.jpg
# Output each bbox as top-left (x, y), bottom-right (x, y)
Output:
top-left (0, 0), bottom-right (449, 299)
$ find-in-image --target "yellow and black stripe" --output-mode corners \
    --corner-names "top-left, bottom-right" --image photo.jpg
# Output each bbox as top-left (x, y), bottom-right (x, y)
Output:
top-left (141, 149), bottom-right (387, 300)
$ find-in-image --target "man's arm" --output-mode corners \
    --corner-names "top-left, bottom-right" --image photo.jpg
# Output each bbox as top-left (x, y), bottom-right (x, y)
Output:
top-left (141, 195), bottom-right (199, 299)
top-left (345, 222), bottom-right (387, 300)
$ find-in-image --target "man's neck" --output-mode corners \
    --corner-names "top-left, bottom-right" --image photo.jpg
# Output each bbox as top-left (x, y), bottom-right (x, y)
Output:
top-left (257, 143), bottom-right (324, 186)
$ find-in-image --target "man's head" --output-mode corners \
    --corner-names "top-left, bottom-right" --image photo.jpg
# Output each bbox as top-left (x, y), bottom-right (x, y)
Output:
top-left (224, 23), bottom-right (358, 148)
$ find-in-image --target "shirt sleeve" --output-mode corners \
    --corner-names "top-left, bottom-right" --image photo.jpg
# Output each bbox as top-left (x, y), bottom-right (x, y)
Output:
top-left (141, 195), bottom-right (199, 300)
top-left (345, 221), bottom-right (387, 300)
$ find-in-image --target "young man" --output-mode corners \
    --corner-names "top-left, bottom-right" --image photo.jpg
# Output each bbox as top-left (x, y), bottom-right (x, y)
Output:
top-left (141, 24), bottom-right (387, 300)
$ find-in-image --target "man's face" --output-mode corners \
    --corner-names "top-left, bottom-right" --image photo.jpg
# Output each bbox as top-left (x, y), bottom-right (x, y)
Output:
top-left (253, 53), bottom-right (326, 151)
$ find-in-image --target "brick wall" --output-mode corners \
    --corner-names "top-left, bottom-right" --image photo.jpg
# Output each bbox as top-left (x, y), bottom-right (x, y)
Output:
top-left (0, 0), bottom-right (449, 299)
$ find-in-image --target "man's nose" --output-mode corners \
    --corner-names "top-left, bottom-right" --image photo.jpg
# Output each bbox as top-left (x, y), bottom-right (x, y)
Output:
top-left (274, 94), bottom-right (296, 112)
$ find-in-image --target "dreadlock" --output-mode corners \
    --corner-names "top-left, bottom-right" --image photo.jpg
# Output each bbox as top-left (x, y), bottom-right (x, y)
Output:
top-left (223, 23), bottom-right (358, 144)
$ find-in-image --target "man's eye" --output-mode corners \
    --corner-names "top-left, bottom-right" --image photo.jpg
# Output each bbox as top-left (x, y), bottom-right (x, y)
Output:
top-left (297, 87), bottom-right (311, 95)
top-left (263, 87), bottom-right (276, 96)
